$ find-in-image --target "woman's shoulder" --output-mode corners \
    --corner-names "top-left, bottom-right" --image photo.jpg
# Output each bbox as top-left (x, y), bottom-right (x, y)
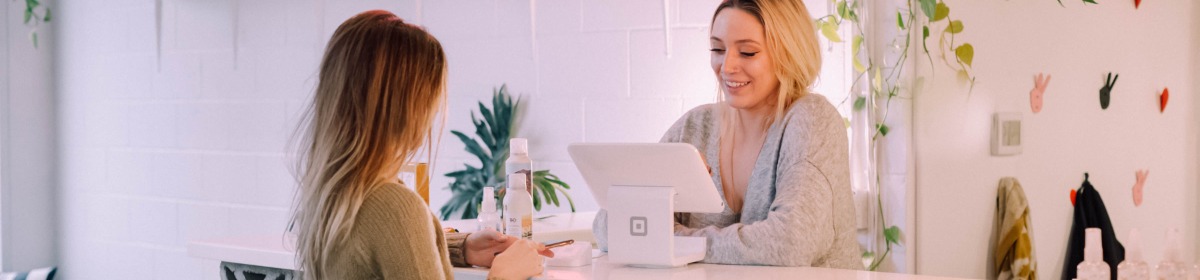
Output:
top-left (359, 182), bottom-right (431, 220)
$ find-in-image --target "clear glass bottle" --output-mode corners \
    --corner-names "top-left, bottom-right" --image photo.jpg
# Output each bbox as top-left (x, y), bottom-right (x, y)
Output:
top-left (1078, 228), bottom-right (1111, 280)
top-left (1118, 228), bottom-right (1150, 280)
top-left (506, 138), bottom-right (533, 194)
top-left (476, 186), bottom-right (501, 232)
top-left (1157, 228), bottom-right (1188, 280)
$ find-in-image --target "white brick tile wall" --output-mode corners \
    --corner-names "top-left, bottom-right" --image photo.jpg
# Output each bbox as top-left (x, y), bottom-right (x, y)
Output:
top-left (628, 28), bottom-right (715, 98)
top-left (581, 0), bottom-right (672, 31)
top-left (128, 198), bottom-right (180, 246)
top-left (535, 31), bottom-right (628, 98)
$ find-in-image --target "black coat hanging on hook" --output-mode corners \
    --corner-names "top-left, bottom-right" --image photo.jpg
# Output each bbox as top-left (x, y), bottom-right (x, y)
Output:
top-left (1062, 173), bottom-right (1125, 280)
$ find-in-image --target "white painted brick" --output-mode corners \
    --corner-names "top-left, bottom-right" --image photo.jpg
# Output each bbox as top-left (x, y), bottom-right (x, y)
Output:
top-left (110, 244), bottom-right (157, 280)
top-left (127, 103), bottom-right (179, 148)
top-left (108, 149), bottom-right (156, 195)
top-left (237, 0), bottom-right (289, 49)
top-left (167, 0), bottom-right (235, 51)
top-left (514, 95), bottom-right (584, 162)
top-left (254, 155), bottom-right (299, 208)
top-left (536, 31), bottom-right (627, 98)
top-left (534, 0), bottom-right (581, 35)
top-left (103, 53), bottom-right (156, 100)
top-left (581, 0), bottom-right (671, 31)
top-left (441, 36), bottom-right (537, 102)
top-left (583, 97), bottom-right (682, 143)
top-left (92, 196), bottom-right (134, 242)
top-left (495, 0), bottom-right (533, 38)
top-left (252, 47), bottom-right (321, 100)
top-left (284, 0), bottom-right (324, 48)
top-left (176, 103), bottom-right (232, 150)
top-left (120, 2), bottom-right (159, 53)
top-left (199, 50), bottom-right (257, 99)
top-left (321, 0), bottom-right (420, 40)
top-left (153, 151), bottom-right (204, 200)
top-left (153, 249), bottom-right (206, 280)
top-left (128, 199), bottom-right (180, 246)
top-left (225, 102), bottom-right (290, 152)
top-left (423, 0), bottom-right (498, 42)
top-left (61, 147), bottom-right (109, 193)
top-left (628, 28), bottom-right (716, 97)
top-left (178, 202), bottom-right (232, 247)
top-left (151, 52), bottom-right (204, 99)
top-left (675, 0), bottom-right (723, 27)
top-left (227, 207), bottom-right (291, 236)
top-left (197, 153), bottom-right (257, 203)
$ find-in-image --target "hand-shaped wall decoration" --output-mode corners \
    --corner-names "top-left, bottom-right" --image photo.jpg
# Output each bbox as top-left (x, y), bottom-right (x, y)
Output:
top-left (1159, 87), bottom-right (1169, 113)
top-left (1030, 73), bottom-right (1051, 113)
top-left (1132, 169), bottom-right (1148, 207)
top-left (1134, 0), bottom-right (1142, 9)
top-left (1099, 72), bottom-right (1118, 110)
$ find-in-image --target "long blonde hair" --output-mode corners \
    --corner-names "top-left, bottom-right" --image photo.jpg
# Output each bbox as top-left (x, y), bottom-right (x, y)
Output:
top-left (713, 0), bottom-right (822, 126)
top-left (291, 10), bottom-right (447, 279)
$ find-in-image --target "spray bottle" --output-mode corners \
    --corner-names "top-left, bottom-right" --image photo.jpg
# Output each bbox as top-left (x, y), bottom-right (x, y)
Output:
top-left (1119, 228), bottom-right (1150, 280)
top-left (506, 138), bottom-right (533, 194)
top-left (477, 186), bottom-right (501, 232)
top-left (1157, 228), bottom-right (1188, 280)
top-left (1078, 228), bottom-right (1111, 280)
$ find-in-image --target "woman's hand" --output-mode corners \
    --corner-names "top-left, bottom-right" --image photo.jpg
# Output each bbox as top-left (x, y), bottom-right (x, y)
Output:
top-left (465, 230), bottom-right (555, 267)
top-left (487, 239), bottom-right (546, 280)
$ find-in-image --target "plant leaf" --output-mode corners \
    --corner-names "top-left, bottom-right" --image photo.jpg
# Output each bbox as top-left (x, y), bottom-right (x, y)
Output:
top-left (853, 96), bottom-right (866, 112)
top-left (919, 0), bottom-right (937, 19)
top-left (896, 11), bottom-right (905, 30)
top-left (876, 123), bottom-right (890, 136)
top-left (945, 20), bottom-right (963, 34)
top-left (837, 0), bottom-right (849, 19)
top-left (31, 31), bottom-right (39, 49)
top-left (44, 8), bottom-right (51, 22)
top-left (819, 20), bottom-right (842, 43)
top-left (955, 43), bottom-right (974, 67)
top-left (24, 7), bottom-right (33, 24)
top-left (451, 130), bottom-right (491, 164)
top-left (933, 2), bottom-right (950, 22)
top-left (884, 226), bottom-right (902, 245)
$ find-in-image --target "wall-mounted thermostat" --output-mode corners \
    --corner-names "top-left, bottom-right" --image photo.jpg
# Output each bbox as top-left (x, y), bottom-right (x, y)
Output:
top-left (991, 112), bottom-right (1022, 156)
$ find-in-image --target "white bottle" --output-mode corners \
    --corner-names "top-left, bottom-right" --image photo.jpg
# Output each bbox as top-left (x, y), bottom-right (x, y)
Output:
top-left (1078, 228), bottom-right (1111, 280)
top-left (503, 173), bottom-right (533, 240)
top-left (1157, 228), bottom-right (1188, 280)
top-left (1119, 228), bottom-right (1150, 280)
top-left (477, 186), bottom-right (501, 232)
top-left (506, 138), bottom-right (533, 194)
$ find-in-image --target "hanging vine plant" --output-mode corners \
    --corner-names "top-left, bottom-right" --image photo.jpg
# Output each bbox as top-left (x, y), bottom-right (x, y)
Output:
top-left (21, 0), bottom-right (53, 48)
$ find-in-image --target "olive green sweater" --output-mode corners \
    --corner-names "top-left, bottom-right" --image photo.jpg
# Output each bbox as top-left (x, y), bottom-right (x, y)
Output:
top-left (325, 183), bottom-right (470, 279)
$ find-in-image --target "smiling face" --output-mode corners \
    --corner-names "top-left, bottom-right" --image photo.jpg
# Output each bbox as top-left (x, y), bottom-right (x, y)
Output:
top-left (710, 8), bottom-right (779, 111)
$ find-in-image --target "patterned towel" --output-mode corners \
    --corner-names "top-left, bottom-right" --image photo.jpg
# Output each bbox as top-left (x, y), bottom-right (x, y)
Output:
top-left (994, 178), bottom-right (1037, 280)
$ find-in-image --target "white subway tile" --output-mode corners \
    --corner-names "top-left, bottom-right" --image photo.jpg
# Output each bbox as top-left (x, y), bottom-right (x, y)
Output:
top-left (103, 53), bottom-right (156, 100)
top-left (177, 103), bottom-right (232, 150)
top-left (92, 196), bottom-right (134, 242)
top-left (153, 151), bottom-right (204, 200)
top-left (168, 0), bottom-right (235, 51)
top-left (199, 50), bottom-right (257, 99)
top-left (514, 95), bottom-right (583, 162)
top-left (583, 98), bottom-right (682, 143)
top-left (153, 249), bottom-right (206, 280)
top-left (237, 0), bottom-right (289, 49)
top-left (225, 102), bottom-right (290, 152)
top-left (109, 244), bottom-right (156, 280)
top-left (227, 207), bottom-right (291, 236)
top-left (534, 0), bottom-right (581, 35)
top-left (178, 202), bottom-right (232, 247)
top-left (536, 31), bottom-right (628, 98)
top-left (151, 52), bottom-right (204, 99)
top-left (495, 0), bottom-right (533, 38)
top-left (197, 153), bottom-right (257, 202)
top-left (128, 199), bottom-right (180, 246)
top-left (108, 149), bottom-right (156, 195)
top-left (252, 47), bottom-right (321, 100)
top-left (127, 103), bottom-right (179, 148)
top-left (441, 37), bottom-right (538, 102)
top-left (675, 0), bottom-right (723, 27)
top-left (581, 0), bottom-right (670, 31)
top-left (120, 3), bottom-right (159, 53)
top-left (254, 155), bottom-right (299, 208)
top-left (423, 0), bottom-right (498, 42)
top-left (284, 0), bottom-right (324, 48)
top-left (628, 28), bottom-right (716, 98)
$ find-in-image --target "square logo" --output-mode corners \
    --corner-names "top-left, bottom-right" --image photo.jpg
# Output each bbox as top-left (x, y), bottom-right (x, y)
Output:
top-left (630, 216), bottom-right (647, 236)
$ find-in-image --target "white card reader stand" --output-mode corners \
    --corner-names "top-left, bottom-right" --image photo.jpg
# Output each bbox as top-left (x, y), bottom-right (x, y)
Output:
top-left (568, 143), bottom-right (725, 268)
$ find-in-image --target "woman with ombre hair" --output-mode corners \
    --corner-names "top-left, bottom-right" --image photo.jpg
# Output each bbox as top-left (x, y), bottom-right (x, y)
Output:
top-left (291, 10), bottom-right (548, 279)
top-left (596, 0), bottom-right (862, 268)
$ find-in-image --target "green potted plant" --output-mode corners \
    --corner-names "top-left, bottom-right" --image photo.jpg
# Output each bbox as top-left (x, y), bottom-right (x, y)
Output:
top-left (438, 85), bottom-right (575, 220)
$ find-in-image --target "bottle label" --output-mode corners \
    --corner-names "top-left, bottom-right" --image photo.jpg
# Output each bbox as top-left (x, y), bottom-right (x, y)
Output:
top-left (505, 215), bottom-right (532, 239)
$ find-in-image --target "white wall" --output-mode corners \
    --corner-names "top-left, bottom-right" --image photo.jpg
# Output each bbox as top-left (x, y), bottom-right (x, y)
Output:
top-left (913, 1), bottom-right (1197, 278)
top-left (2, 0), bottom-right (59, 272)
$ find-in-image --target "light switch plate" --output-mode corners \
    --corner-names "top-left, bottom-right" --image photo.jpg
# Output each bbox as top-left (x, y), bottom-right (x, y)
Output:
top-left (991, 112), bottom-right (1022, 156)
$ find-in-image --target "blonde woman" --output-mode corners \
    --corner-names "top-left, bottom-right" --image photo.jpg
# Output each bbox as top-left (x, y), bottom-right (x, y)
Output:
top-left (292, 10), bottom-right (548, 279)
top-left (595, 0), bottom-right (861, 268)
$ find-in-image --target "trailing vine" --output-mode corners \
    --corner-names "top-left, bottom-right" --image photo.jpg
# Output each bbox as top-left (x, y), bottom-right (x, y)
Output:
top-left (20, 0), bottom-right (53, 48)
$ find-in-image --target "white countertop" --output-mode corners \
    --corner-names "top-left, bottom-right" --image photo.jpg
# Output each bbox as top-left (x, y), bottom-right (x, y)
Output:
top-left (187, 211), bottom-right (598, 271)
top-left (453, 253), bottom-right (977, 280)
